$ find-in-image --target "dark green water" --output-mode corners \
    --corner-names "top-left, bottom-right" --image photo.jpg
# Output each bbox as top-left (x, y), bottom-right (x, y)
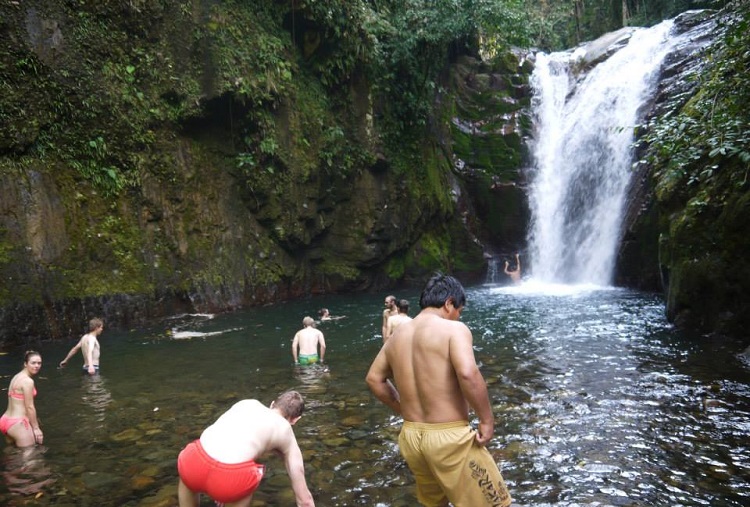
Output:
top-left (1, 284), bottom-right (749, 506)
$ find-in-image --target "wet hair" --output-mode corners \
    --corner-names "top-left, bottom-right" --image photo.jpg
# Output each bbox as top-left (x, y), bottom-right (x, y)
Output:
top-left (318, 308), bottom-right (329, 317)
top-left (419, 273), bottom-right (467, 310)
top-left (385, 295), bottom-right (396, 305)
top-left (303, 316), bottom-right (315, 327)
top-left (24, 350), bottom-right (41, 363)
top-left (397, 299), bottom-right (410, 314)
top-left (89, 317), bottom-right (104, 332)
top-left (274, 390), bottom-right (305, 419)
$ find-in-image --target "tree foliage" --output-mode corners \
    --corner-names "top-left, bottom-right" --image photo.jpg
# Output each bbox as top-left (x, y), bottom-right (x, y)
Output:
top-left (642, 1), bottom-right (750, 204)
top-left (523, 0), bottom-right (731, 50)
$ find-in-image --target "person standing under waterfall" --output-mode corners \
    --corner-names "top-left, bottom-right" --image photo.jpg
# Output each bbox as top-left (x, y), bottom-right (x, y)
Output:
top-left (59, 317), bottom-right (104, 375)
top-left (292, 316), bottom-right (326, 365)
top-left (366, 274), bottom-right (512, 507)
top-left (504, 253), bottom-right (521, 284)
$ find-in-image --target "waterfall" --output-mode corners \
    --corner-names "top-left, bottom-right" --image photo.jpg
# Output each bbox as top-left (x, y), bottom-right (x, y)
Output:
top-left (527, 21), bottom-right (678, 285)
top-left (485, 255), bottom-right (501, 284)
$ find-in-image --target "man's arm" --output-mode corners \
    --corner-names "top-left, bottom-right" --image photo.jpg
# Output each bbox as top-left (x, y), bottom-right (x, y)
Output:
top-left (292, 333), bottom-right (299, 363)
top-left (515, 253), bottom-right (521, 272)
top-left (59, 339), bottom-right (82, 367)
top-left (504, 261), bottom-right (511, 275)
top-left (381, 311), bottom-right (390, 340)
top-left (449, 323), bottom-right (495, 446)
top-left (318, 332), bottom-right (326, 362)
top-left (281, 429), bottom-right (315, 507)
top-left (365, 349), bottom-right (401, 414)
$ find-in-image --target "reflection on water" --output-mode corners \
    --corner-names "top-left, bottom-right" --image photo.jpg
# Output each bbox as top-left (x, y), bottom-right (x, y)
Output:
top-left (80, 374), bottom-right (113, 422)
top-left (0, 287), bottom-right (749, 506)
top-left (1, 445), bottom-right (56, 498)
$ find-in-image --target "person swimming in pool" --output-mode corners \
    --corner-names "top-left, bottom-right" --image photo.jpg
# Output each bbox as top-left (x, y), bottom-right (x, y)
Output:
top-left (292, 316), bottom-right (326, 366)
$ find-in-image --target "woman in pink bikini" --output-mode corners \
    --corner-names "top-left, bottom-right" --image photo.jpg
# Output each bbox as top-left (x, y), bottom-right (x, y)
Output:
top-left (1, 350), bottom-right (43, 447)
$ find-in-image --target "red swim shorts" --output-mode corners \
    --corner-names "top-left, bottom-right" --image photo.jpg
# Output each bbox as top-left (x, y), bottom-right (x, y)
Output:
top-left (178, 440), bottom-right (265, 503)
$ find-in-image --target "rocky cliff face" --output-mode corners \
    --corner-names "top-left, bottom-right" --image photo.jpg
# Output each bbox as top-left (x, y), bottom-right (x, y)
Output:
top-left (620, 6), bottom-right (750, 339)
top-left (0, 1), bottom-right (532, 347)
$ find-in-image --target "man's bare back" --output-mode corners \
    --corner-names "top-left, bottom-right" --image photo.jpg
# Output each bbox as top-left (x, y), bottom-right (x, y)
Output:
top-left (384, 313), bottom-right (411, 343)
top-left (292, 316), bottom-right (326, 364)
top-left (367, 277), bottom-right (495, 443)
top-left (385, 312), bottom-right (482, 424)
top-left (294, 328), bottom-right (324, 356)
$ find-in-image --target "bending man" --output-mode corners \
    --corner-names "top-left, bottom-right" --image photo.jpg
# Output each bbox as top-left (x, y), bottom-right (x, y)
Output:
top-left (177, 390), bottom-right (315, 506)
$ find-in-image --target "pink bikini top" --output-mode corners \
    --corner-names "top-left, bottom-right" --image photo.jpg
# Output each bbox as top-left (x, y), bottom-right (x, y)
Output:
top-left (8, 387), bottom-right (37, 400)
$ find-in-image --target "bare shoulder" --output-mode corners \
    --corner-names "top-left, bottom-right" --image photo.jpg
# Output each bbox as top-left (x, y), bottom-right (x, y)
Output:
top-left (19, 374), bottom-right (35, 390)
top-left (447, 319), bottom-right (472, 340)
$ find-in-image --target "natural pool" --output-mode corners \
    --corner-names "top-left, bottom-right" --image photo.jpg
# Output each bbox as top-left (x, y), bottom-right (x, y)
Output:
top-left (1, 283), bottom-right (749, 506)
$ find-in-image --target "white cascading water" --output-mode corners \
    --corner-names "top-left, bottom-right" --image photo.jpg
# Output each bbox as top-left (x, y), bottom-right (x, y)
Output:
top-left (527, 20), bottom-right (677, 285)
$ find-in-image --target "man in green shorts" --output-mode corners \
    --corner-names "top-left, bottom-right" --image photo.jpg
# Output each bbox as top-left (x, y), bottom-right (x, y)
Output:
top-left (292, 316), bottom-right (326, 365)
top-left (366, 274), bottom-right (512, 507)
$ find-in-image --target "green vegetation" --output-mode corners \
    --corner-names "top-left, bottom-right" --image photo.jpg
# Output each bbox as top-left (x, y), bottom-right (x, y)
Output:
top-left (522, 0), bottom-right (730, 51)
top-left (637, 0), bottom-right (750, 334)
top-left (0, 0), bottom-right (747, 342)
top-left (644, 5), bottom-right (750, 205)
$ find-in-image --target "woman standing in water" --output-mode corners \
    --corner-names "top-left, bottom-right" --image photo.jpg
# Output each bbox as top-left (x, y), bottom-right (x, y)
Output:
top-left (1, 351), bottom-right (43, 447)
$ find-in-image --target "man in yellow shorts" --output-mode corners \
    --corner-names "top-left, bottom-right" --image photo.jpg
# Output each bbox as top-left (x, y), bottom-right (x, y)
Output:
top-left (366, 274), bottom-right (512, 507)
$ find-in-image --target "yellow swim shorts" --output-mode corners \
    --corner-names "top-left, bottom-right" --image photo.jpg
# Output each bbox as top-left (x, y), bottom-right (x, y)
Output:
top-left (398, 420), bottom-right (511, 507)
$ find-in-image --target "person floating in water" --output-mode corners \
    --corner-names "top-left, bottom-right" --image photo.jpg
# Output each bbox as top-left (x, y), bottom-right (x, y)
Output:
top-left (367, 274), bottom-right (512, 507)
top-left (504, 253), bottom-right (521, 285)
top-left (176, 391), bottom-right (315, 507)
top-left (292, 316), bottom-right (326, 365)
top-left (318, 308), bottom-right (346, 321)
top-left (1, 351), bottom-right (44, 447)
top-left (59, 317), bottom-right (104, 375)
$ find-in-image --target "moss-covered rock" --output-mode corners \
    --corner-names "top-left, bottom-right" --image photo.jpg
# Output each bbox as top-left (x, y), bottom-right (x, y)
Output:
top-left (0, 0), bottom-right (515, 346)
top-left (625, 5), bottom-right (750, 340)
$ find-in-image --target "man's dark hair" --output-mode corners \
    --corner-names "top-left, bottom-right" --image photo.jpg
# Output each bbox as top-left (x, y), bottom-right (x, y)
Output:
top-left (274, 390), bottom-right (305, 419)
top-left (397, 299), bottom-right (410, 314)
top-left (419, 273), bottom-right (467, 310)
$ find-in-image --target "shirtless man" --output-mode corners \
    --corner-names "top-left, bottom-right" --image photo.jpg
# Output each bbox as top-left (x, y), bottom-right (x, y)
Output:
top-left (504, 253), bottom-right (521, 284)
top-left (59, 317), bottom-right (104, 375)
top-left (384, 299), bottom-right (411, 343)
top-left (366, 274), bottom-right (512, 507)
top-left (177, 390), bottom-right (315, 507)
top-left (292, 317), bottom-right (326, 365)
top-left (381, 295), bottom-right (398, 340)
